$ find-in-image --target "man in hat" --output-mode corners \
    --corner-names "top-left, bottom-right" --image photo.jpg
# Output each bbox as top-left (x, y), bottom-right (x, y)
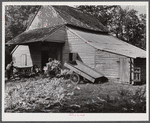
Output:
top-left (6, 61), bottom-right (14, 80)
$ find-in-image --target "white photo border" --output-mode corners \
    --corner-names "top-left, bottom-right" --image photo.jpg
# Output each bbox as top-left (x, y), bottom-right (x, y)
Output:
top-left (2, 1), bottom-right (149, 121)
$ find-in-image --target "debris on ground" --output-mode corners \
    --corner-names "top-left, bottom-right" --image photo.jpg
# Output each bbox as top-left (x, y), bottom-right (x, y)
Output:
top-left (5, 77), bottom-right (77, 112)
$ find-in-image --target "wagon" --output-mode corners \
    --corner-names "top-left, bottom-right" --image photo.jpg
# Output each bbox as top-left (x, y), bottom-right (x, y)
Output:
top-left (13, 66), bottom-right (33, 78)
top-left (13, 65), bottom-right (40, 78)
top-left (64, 60), bottom-right (105, 83)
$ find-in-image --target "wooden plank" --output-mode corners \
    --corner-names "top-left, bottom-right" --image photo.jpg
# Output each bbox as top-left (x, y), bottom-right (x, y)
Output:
top-left (76, 60), bottom-right (103, 78)
top-left (96, 57), bottom-right (119, 60)
top-left (62, 29), bottom-right (96, 68)
top-left (79, 58), bottom-right (95, 61)
top-left (96, 61), bottom-right (119, 64)
top-left (67, 30), bottom-right (95, 51)
top-left (70, 46), bottom-right (95, 51)
top-left (70, 48), bottom-right (95, 53)
top-left (130, 58), bottom-right (134, 84)
top-left (119, 58), bottom-right (130, 83)
top-left (64, 62), bottom-right (95, 82)
top-left (96, 50), bottom-right (124, 58)
top-left (95, 50), bottom-right (120, 79)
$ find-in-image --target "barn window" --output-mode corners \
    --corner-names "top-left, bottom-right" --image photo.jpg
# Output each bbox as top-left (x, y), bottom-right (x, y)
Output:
top-left (134, 67), bottom-right (141, 82)
top-left (69, 53), bottom-right (77, 61)
top-left (21, 54), bottom-right (27, 66)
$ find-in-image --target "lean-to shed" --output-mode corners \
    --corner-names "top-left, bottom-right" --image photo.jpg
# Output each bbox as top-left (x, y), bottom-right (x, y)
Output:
top-left (7, 5), bottom-right (146, 84)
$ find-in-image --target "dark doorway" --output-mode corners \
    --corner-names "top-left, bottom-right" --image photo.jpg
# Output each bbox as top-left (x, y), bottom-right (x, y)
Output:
top-left (49, 43), bottom-right (62, 61)
top-left (41, 50), bottom-right (49, 69)
top-left (49, 43), bottom-right (58, 60)
top-left (41, 42), bottom-right (63, 70)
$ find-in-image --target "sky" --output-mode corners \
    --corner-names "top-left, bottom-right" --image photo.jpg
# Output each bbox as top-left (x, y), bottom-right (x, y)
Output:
top-left (121, 5), bottom-right (146, 15)
top-left (70, 5), bottom-right (146, 15)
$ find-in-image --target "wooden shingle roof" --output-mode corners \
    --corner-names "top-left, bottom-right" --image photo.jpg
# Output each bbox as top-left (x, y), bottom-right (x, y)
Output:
top-left (52, 6), bottom-right (108, 32)
top-left (6, 25), bottom-right (66, 45)
top-left (68, 27), bottom-right (146, 58)
top-left (27, 5), bottom-right (108, 32)
top-left (7, 5), bottom-right (108, 44)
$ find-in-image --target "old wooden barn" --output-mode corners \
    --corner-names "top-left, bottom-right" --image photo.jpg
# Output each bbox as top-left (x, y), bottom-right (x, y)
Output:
top-left (7, 6), bottom-right (146, 84)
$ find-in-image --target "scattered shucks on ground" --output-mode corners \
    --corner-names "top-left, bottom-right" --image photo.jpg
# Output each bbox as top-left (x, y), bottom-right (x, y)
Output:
top-left (5, 77), bottom-right (146, 113)
top-left (5, 77), bottom-right (78, 112)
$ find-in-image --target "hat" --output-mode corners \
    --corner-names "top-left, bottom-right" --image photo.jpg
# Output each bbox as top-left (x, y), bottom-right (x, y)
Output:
top-left (48, 58), bottom-right (52, 62)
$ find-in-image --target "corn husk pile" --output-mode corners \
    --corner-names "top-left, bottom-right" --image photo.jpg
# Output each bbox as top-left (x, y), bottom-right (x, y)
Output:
top-left (5, 77), bottom-right (77, 112)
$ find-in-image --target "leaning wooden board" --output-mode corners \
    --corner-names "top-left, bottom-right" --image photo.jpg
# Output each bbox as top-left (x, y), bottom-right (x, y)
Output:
top-left (75, 60), bottom-right (103, 78)
top-left (64, 60), bottom-right (104, 83)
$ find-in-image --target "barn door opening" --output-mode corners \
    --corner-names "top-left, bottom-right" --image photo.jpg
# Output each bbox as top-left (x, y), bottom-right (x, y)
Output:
top-left (41, 42), bottom-right (63, 70)
top-left (49, 43), bottom-right (62, 61)
top-left (41, 50), bottom-right (49, 70)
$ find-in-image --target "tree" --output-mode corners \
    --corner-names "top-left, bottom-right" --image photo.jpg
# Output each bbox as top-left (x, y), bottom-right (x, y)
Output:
top-left (5, 5), bottom-right (39, 67)
top-left (77, 5), bottom-right (118, 27)
top-left (137, 14), bottom-right (146, 50)
top-left (77, 5), bottom-right (146, 50)
top-left (5, 5), bottom-right (39, 42)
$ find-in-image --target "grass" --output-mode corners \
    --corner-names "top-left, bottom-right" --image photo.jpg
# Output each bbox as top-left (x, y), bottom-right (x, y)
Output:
top-left (5, 77), bottom-right (146, 113)
top-left (62, 82), bottom-right (146, 113)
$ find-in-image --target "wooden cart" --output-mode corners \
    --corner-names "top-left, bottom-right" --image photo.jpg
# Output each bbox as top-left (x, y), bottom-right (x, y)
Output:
top-left (13, 66), bottom-right (33, 78)
top-left (64, 60), bottom-right (104, 83)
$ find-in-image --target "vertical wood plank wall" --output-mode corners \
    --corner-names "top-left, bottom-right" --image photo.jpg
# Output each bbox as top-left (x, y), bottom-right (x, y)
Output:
top-left (29, 42), bottom-right (41, 69)
top-left (95, 50), bottom-right (130, 83)
top-left (62, 29), bottom-right (96, 68)
top-left (119, 58), bottom-right (130, 83)
top-left (28, 6), bottom-right (65, 30)
top-left (12, 45), bottom-right (33, 67)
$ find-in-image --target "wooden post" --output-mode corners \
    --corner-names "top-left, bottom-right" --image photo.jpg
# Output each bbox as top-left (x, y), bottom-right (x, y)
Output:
top-left (130, 58), bottom-right (134, 84)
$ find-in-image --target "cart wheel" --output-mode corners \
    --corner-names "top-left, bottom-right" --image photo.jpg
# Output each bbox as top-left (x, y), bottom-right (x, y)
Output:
top-left (70, 73), bottom-right (80, 84)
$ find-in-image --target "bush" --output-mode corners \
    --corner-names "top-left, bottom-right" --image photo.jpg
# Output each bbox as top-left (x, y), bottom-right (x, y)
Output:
top-left (45, 59), bottom-right (61, 77)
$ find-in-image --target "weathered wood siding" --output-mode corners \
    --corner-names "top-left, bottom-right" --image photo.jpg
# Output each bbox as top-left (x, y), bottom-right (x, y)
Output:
top-left (119, 58), bottom-right (130, 83)
top-left (62, 29), bottom-right (96, 68)
top-left (12, 45), bottom-right (33, 67)
top-left (95, 50), bottom-right (130, 83)
top-left (28, 6), bottom-right (65, 30)
top-left (29, 42), bottom-right (41, 69)
top-left (45, 26), bottom-right (67, 43)
top-left (134, 58), bottom-right (146, 83)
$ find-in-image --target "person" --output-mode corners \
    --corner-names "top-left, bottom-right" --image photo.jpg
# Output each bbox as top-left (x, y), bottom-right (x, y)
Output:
top-left (6, 61), bottom-right (14, 80)
top-left (32, 65), bottom-right (40, 76)
top-left (46, 58), bottom-right (55, 77)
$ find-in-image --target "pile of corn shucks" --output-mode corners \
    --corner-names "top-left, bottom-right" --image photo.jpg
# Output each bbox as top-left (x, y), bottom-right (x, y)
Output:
top-left (5, 77), bottom-right (77, 112)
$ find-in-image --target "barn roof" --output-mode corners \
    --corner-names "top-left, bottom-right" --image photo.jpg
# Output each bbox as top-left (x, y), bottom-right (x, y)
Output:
top-left (27, 6), bottom-right (108, 32)
top-left (52, 6), bottom-right (108, 32)
top-left (68, 27), bottom-right (146, 58)
top-left (7, 5), bottom-right (109, 44)
top-left (6, 25), bottom-right (66, 45)
top-left (6, 25), bottom-right (146, 59)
